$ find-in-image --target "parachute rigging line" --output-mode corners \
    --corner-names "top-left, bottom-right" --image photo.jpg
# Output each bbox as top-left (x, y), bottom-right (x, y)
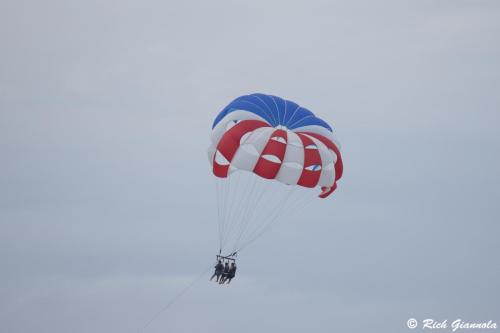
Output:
top-left (231, 184), bottom-right (295, 253)
top-left (216, 170), bottom-right (317, 256)
top-left (235, 186), bottom-right (298, 253)
top-left (237, 193), bottom-right (316, 253)
top-left (136, 264), bottom-right (213, 333)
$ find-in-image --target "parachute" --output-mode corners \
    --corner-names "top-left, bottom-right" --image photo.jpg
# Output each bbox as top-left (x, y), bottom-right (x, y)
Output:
top-left (208, 93), bottom-right (343, 256)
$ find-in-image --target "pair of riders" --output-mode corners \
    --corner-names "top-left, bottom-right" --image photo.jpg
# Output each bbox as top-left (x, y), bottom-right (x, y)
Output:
top-left (210, 260), bottom-right (237, 284)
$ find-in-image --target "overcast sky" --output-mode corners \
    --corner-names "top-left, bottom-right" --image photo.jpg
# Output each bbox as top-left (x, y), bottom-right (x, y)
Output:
top-left (1, 1), bottom-right (499, 332)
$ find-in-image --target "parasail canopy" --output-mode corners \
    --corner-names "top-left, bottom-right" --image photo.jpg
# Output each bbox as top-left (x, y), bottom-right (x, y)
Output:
top-left (208, 93), bottom-right (343, 255)
top-left (209, 93), bottom-right (343, 198)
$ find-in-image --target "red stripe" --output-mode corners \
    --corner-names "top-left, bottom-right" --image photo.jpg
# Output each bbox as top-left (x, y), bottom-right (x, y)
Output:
top-left (299, 131), bottom-right (343, 198)
top-left (253, 129), bottom-right (288, 179)
top-left (296, 133), bottom-right (322, 188)
top-left (298, 132), bottom-right (343, 181)
top-left (319, 183), bottom-right (337, 198)
top-left (213, 161), bottom-right (230, 178)
top-left (213, 120), bottom-right (269, 178)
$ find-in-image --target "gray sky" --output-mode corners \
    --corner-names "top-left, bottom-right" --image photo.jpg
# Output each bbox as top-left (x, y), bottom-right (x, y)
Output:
top-left (1, 0), bottom-right (499, 332)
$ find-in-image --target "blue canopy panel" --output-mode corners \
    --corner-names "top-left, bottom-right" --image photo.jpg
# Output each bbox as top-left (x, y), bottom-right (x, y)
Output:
top-left (211, 93), bottom-right (333, 132)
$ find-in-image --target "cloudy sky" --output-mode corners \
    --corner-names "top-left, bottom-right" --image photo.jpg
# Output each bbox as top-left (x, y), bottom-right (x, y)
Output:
top-left (1, 0), bottom-right (499, 332)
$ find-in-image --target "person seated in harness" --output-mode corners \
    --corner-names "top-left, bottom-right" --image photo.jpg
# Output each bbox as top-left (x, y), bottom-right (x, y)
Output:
top-left (224, 262), bottom-right (237, 284)
top-left (210, 259), bottom-right (224, 282)
top-left (219, 262), bottom-right (230, 284)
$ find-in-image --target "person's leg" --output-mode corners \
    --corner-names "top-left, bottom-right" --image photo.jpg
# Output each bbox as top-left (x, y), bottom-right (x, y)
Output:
top-left (210, 273), bottom-right (216, 281)
top-left (226, 278), bottom-right (232, 284)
